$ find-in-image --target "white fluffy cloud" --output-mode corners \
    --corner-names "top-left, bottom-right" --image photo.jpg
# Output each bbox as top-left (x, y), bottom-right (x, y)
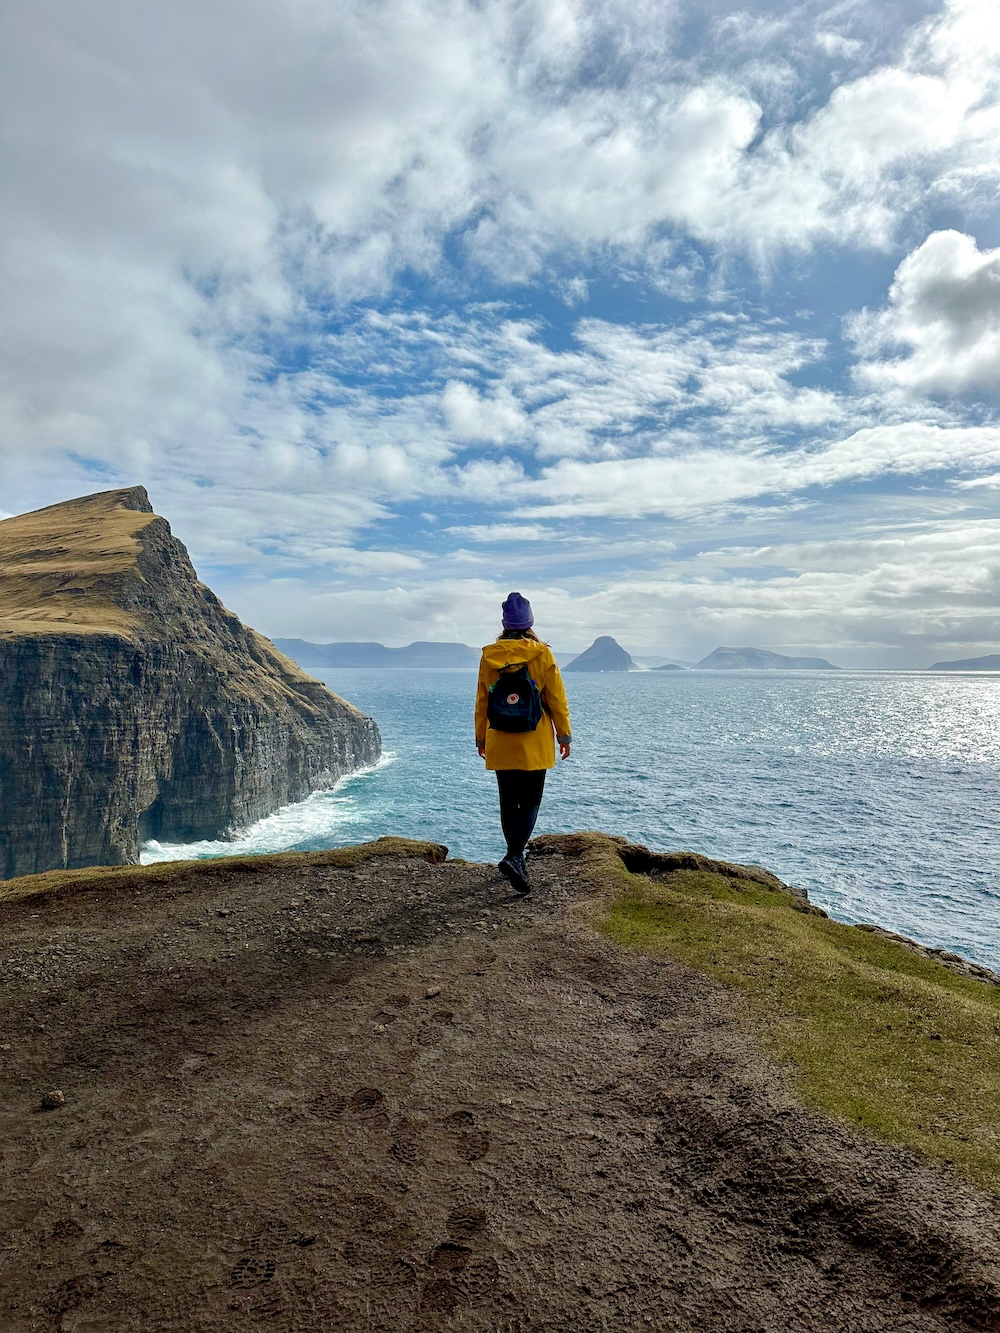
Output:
top-left (4, 0), bottom-right (998, 483)
top-left (3, 0), bottom-right (1000, 662)
top-left (516, 423), bottom-right (1000, 519)
top-left (851, 230), bottom-right (1000, 395)
top-left (441, 381), bottom-right (528, 444)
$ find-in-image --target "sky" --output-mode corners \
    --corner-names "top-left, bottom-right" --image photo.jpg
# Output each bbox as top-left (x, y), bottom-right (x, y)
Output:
top-left (2, 0), bottom-right (999, 666)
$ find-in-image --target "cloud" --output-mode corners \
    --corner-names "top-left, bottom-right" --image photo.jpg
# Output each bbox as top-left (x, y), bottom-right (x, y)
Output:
top-left (561, 277), bottom-right (589, 306)
top-left (225, 575), bottom-right (517, 645)
top-left (2, 2), bottom-right (993, 485)
top-left (851, 230), bottom-right (1000, 395)
top-left (473, 517), bottom-right (1000, 666)
top-left (309, 547), bottom-right (424, 576)
top-left (814, 32), bottom-right (865, 60)
top-left (3, 0), bottom-right (1000, 666)
top-left (521, 423), bottom-right (1000, 519)
top-left (445, 522), bottom-right (561, 543)
top-left (441, 380), bottom-right (528, 444)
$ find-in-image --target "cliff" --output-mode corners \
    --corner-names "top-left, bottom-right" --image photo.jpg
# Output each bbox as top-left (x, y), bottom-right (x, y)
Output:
top-left (697, 646), bottom-right (840, 670)
top-left (0, 486), bottom-right (381, 878)
top-left (564, 635), bottom-right (635, 672)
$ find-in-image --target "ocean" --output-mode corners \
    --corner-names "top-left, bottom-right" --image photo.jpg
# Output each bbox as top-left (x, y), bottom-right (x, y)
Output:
top-left (142, 668), bottom-right (1000, 973)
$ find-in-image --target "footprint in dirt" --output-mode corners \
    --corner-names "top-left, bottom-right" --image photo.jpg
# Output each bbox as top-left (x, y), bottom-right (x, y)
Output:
top-left (309, 1092), bottom-right (349, 1120)
top-left (389, 1136), bottom-right (421, 1166)
top-left (447, 1206), bottom-right (487, 1242)
top-left (429, 1242), bottom-right (472, 1272)
top-left (352, 1193), bottom-right (394, 1231)
top-left (443, 1110), bottom-right (491, 1162)
top-left (387, 1113), bottom-right (428, 1169)
top-left (229, 1255), bottom-right (276, 1289)
top-left (420, 1278), bottom-right (468, 1314)
top-left (349, 1087), bottom-right (386, 1118)
top-left (461, 1254), bottom-right (501, 1298)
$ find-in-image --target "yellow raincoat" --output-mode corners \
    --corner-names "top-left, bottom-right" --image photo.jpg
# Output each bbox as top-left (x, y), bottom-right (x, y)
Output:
top-left (475, 636), bottom-right (572, 771)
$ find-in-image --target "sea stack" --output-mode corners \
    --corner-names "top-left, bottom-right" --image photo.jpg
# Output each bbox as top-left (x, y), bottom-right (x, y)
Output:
top-left (0, 486), bottom-right (381, 879)
top-left (565, 636), bottom-right (635, 672)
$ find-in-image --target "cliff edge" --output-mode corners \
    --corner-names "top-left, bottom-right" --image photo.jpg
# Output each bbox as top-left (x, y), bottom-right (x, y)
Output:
top-left (1, 835), bottom-right (998, 1329)
top-left (0, 486), bottom-right (381, 878)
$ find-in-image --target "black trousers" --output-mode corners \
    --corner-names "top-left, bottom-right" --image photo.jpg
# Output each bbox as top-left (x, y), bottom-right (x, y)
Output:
top-left (496, 769), bottom-right (546, 859)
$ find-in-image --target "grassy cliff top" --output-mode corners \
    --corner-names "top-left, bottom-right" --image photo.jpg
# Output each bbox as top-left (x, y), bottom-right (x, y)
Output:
top-left (0, 484), bottom-right (368, 727)
top-left (0, 486), bottom-right (156, 638)
top-left (583, 835), bottom-right (1000, 1194)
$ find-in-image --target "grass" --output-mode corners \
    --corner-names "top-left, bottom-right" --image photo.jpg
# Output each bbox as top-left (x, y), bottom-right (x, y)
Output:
top-left (0, 488), bottom-right (350, 708)
top-left (0, 488), bottom-right (155, 637)
top-left (587, 842), bottom-right (1000, 1194)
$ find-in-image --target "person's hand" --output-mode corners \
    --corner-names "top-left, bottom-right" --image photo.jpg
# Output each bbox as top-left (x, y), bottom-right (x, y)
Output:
top-left (477, 742), bottom-right (486, 759)
top-left (559, 741), bottom-right (571, 760)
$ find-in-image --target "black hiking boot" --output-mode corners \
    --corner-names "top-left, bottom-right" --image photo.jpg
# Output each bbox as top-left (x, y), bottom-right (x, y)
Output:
top-left (498, 853), bottom-right (530, 896)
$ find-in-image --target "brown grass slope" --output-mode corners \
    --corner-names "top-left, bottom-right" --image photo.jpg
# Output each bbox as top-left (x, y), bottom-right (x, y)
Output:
top-left (0, 484), bottom-right (358, 709)
top-left (0, 486), bottom-right (156, 637)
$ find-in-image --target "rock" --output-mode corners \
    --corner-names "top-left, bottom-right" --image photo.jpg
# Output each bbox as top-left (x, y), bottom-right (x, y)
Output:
top-left (425, 986), bottom-right (442, 998)
top-left (39, 1090), bottom-right (65, 1110)
top-left (564, 637), bottom-right (635, 672)
top-left (0, 486), bottom-right (381, 879)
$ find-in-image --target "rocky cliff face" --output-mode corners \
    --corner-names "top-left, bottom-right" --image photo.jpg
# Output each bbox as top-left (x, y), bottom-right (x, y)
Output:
top-left (0, 486), bottom-right (381, 879)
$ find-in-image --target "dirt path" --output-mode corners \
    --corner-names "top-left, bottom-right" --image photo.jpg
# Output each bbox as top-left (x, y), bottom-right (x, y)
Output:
top-left (2, 836), bottom-right (999, 1332)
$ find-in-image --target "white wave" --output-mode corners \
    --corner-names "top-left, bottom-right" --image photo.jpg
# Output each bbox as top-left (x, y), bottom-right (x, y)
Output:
top-left (139, 753), bottom-right (396, 864)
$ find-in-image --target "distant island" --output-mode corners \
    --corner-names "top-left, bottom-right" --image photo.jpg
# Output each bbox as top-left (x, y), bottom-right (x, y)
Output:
top-left (564, 636), bottom-right (635, 672)
top-left (632, 654), bottom-right (694, 669)
top-left (274, 637), bottom-right (845, 673)
top-left (928, 654), bottom-right (1000, 671)
top-left (696, 647), bottom-right (840, 670)
top-left (274, 639), bottom-right (480, 668)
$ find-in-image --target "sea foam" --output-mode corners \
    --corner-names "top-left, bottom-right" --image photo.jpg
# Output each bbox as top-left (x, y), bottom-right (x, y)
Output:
top-left (140, 753), bottom-right (396, 863)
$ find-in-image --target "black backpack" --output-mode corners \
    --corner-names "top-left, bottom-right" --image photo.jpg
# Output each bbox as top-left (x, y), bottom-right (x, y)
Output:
top-left (487, 662), bottom-right (544, 732)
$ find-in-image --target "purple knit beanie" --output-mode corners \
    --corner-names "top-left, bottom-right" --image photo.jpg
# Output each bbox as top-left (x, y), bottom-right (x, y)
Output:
top-left (501, 591), bottom-right (534, 630)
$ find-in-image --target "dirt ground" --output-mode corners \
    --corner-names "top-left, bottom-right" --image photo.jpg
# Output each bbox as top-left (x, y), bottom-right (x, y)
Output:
top-left (2, 835), bottom-right (999, 1333)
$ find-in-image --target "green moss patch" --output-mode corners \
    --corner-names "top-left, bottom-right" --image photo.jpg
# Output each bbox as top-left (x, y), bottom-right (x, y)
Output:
top-left (600, 859), bottom-right (1000, 1193)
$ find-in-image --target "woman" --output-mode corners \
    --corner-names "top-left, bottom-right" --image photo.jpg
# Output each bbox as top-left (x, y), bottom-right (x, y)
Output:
top-left (475, 592), bottom-right (572, 895)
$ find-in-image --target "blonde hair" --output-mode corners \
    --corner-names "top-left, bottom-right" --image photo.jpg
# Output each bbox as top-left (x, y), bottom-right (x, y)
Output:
top-left (498, 627), bottom-right (543, 643)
